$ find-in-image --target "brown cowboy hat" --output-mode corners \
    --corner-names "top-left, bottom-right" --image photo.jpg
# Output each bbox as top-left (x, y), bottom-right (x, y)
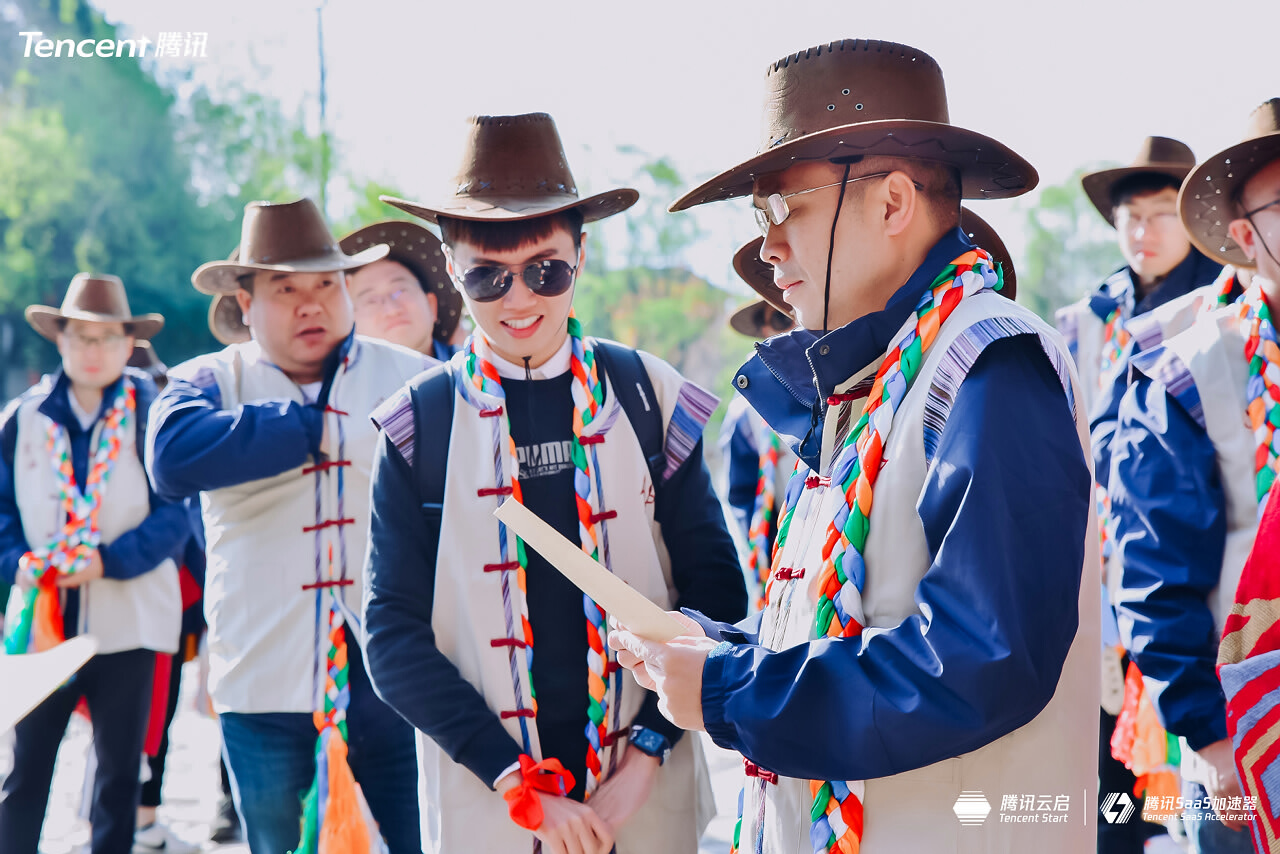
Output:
top-left (127, 340), bottom-right (167, 379)
top-left (1179, 98), bottom-right (1280, 269)
top-left (670, 39), bottom-right (1037, 213)
top-left (1080, 136), bottom-right (1196, 226)
top-left (734, 205), bottom-right (1017, 312)
top-left (381, 113), bottom-right (638, 225)
top-left (730, 299), bottom-right (795, 339)
top-left (192, 198), bottom-right (388, 295)
top-left (26, 273), bottom-right (164, 342)
top-left (209, 294), bottom-right (250, 346)
top-left (339, 221), bottom-right (463, 342)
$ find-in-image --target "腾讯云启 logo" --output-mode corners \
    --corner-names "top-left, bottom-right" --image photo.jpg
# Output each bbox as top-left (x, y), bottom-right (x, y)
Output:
top-left (953, 791), bottom-right (992, 826)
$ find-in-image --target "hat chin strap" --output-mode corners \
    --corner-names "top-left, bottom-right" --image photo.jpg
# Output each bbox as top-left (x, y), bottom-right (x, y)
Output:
top-left (799, 163), bottom-right (853, 461)
top-left (822, 163), bottom-right (852, 335)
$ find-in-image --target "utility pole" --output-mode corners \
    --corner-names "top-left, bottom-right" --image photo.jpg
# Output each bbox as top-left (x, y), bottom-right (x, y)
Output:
top-left (316, 1), bottom-right (330, 215)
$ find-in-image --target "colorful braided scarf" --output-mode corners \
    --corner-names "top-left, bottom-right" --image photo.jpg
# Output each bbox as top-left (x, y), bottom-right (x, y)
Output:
top-left (465, 311), bottom-right (617, 796)
top-left (1242, 285), bottom-right (1280, 512)
top-left (1208, 265), bottom-right (1242, 314)
top-left (730, 250), bottom-right (1004, 854)
top-left (745, 430), bottom-right (783, 610)
top-left (4, 379), bottom-right (134, 656)
top-left (296, 547), bottom-right (379, 854)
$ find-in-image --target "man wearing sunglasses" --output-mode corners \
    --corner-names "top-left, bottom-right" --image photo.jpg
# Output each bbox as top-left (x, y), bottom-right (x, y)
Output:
top-left (609, 40), bottom-right (1100, 853)
top-left (145, 198), bottom-right (432, 854)
top-left (364, 113), bottom-right (745, 854)
top-left (1108, 99), bottom-right (1280, 852)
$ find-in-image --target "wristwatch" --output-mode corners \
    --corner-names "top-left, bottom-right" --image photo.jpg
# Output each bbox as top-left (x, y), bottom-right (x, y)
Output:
top-left (628, 726), bottom-right (673, 765)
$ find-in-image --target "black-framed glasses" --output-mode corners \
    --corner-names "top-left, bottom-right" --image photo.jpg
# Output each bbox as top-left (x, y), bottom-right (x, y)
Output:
top-left (752, 171), bottom-right (921, 236)
top-left (453, 259), bottom-right (578, 303)
top-left (1243, 197), bottom-right (1280, 219)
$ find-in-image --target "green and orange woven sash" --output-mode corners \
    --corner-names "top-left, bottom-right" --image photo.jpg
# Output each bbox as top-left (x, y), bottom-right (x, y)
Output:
top-left (3, 380), bottom-right (134, 656)
top-left (745, 431), bottom-right (783, 610)
top-left (1242, 285), bottom-right (1280, 509)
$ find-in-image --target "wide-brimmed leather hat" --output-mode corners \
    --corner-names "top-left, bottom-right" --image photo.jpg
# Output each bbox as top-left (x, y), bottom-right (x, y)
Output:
top-left (26, 273), bottom-right (164, 342)
top-left (735, 205), bottom-right (1017, 312)
top-left (339, 221), bottom-right (463, 342)
top-left (1081, 136), bottom-right (1196, 226)
top-left (1180, 99), bottom-right (1280, 269)
top-left (127, 340), bottom-right (167, 379)
top-left (192, 198), bottom-right (388, 295)
top-left (381, 113), bottom-right (638, 225)
top-left (671, 39), bottom-right (1037, 212)
top-left (730, 299), bottom-right (795, 339)
top-left (209, 294), bottom-right (250, 346)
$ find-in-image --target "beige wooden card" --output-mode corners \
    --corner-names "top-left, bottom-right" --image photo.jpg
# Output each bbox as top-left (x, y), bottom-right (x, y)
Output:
top-left (493, 500), bottom-right (686, 642)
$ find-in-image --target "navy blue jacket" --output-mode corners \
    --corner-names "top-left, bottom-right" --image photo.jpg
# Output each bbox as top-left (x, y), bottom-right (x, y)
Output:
top-left (1108, 350), bottom-right (1231, 751)
top-left (1087, 248), bottom-right (1222, 496)
top-left (690, 230), bottom-right (1091, 781)
top-left (719, 394), bottom-right (763, 540)
top-left (145, 334), bottom-right (357, 500)
top-left (0, 369), bottom-right (191, 599)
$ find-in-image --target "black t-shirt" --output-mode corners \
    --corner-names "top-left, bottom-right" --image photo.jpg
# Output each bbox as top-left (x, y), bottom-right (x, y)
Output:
top-left (502, 372), bottom-right (591, 801)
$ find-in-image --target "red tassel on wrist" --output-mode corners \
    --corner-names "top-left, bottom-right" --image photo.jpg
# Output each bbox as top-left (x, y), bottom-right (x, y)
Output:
top-left (502, 754), bottom-right (577, 831)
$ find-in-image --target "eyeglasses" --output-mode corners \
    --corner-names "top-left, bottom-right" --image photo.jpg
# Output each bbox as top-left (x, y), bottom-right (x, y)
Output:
top-left (353, 287), bottom-right (417, 313)
top-left (1243, 197), bottom-right (1280, 219)
top-left (60, 331), bottom-right (128, 350)
top-left (453, 259), bottom-right (577, 303)
top-left (753, 171), bottom-right (917, 236)
top-left (1113, 209), bottom-right (1179, 232)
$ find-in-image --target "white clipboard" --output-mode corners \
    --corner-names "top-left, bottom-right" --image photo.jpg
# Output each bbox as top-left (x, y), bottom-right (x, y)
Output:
top-left (0, 635), bottom-right (98, 733)
top-left (494, 500), bottom-right (686, 642)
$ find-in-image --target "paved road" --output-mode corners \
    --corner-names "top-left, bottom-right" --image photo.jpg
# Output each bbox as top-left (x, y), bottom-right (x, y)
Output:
top-left (1, 660), bottom-right (741, 853)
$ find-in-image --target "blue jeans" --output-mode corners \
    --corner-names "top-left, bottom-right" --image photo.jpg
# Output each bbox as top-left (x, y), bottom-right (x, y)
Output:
top-left (1181, 780), bottom-right (1258, 854)
top-left (220, 641), bottom-right (420, 854)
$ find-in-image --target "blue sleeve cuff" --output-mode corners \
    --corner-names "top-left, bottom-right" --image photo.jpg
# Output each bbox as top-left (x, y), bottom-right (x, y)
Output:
top-left (701, 641), bottom-right (743, 751)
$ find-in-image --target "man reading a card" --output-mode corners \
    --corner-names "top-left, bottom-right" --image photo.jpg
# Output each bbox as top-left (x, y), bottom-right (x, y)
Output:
top-left (361, 112), bottom-right (746, 854)
top-left (610, 40), bottom-right (1098, 854)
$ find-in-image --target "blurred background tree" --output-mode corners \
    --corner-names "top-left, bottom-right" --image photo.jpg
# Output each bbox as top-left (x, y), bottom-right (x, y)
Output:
top-left (0, 0), bottom-right (1133, 454)
top-left (1014, 167), bottom-right (1125, 320)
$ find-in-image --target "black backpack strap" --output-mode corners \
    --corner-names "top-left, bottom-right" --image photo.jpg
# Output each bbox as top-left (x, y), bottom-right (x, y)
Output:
top-left (591, 339), bottom-right (665, 485)
top-left (409, 362), bottom-right (456, 508)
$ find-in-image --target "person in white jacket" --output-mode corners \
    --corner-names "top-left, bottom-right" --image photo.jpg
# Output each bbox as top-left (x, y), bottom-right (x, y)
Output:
top-left (0, 274), bottom-right (188, 854)
top-left (146, 198), bottom-right (432, 854)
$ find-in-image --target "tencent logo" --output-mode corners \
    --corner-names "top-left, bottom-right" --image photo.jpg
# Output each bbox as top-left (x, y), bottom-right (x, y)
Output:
top-left (1100, 792), bottom-right (1136, 824)
top-left (953, 791), bottom-right (992, 825)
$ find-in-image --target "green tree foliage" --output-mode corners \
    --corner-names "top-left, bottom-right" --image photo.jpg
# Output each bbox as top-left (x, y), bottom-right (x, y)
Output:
top-left (0, 0), bottom-right (229, 375)
top-left (1016, 167), bottom-right (1125, 320)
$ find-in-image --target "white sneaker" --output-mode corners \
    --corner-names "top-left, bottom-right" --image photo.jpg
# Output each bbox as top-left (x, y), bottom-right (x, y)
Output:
top-left (133, 822), bottom-right (197, 853)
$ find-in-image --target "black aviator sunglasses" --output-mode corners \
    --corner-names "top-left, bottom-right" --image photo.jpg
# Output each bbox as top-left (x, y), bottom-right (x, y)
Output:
top-left (452, 259), bottom-right (578, 303)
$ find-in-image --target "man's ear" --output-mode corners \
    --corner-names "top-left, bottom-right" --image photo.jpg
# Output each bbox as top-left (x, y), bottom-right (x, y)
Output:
top-left (234, 289), bottom-right (253, 317)
top-left (578, 232), bottom-right (587, 271)
top-left (1227, 218), bottom-right (1258, 263)
top-left (881, 171), bottom-right (920, 237)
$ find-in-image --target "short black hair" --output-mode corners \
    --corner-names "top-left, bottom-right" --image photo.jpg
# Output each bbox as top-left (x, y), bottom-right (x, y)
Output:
top-left (1111, 173), bottom-right (1181, 210)
top-left (438, 209), bottom-right (585, 254)
top-left (236, 273), bottom-right (254, 294)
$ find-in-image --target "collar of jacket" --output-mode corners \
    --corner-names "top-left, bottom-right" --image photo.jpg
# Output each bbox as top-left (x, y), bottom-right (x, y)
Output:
top-left (1089, 248), bottom-right (1223, 322)
top-left (36, 368), bottom-right (129, 435)
top-left (300, 326), bottom-right (356, 408)
top-left (733, 226), bottom-right (974, 469)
